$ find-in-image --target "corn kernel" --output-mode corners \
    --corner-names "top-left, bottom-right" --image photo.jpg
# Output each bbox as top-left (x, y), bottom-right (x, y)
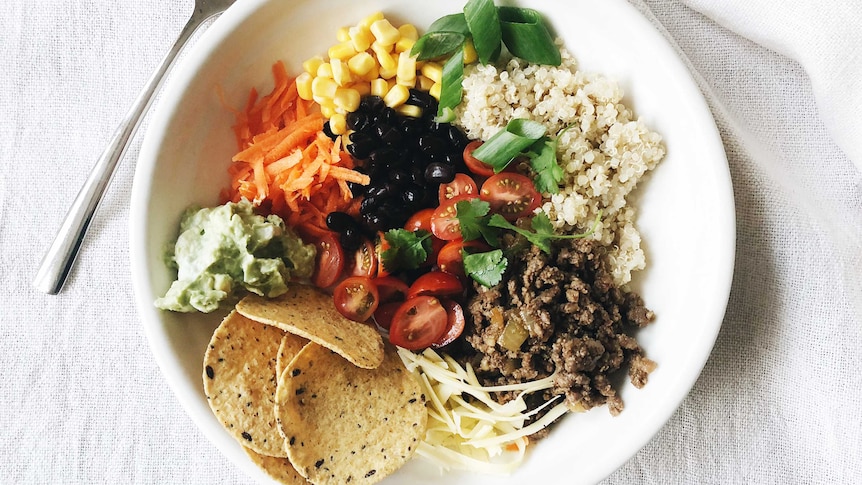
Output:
top-left (383, 84), bottom-right (410, 108)
top-left (417, 75), bottom-right (435, 91)
top-left (320, 104), bottom-right (336, 118)
top-left (396, 104), bottom-right (423, 118)
top-left (333, 87), bottom-right (361, 112)
top-left (371, 43), bottom-right (397, 71)
top-left (329, 113), bottom-right (347, 135)
top-left (370, 78), bottom-right (389, 98)
top-left (395, 36), bottom-right (415, 54)
top-left (328, 41), bottom-right (356, 61)
top-left (370, 19), bottom-right (400, 46)
top-left (316, 62), bottom-right (333, 79)
top-left (353, 82), bottom-right (371, 96)
top-left (398, 24), bottom-right (419, 41)
top-left (429, 82), bottom-right (441, 100)
top-left (359, 11), bottom-right (384, 29)
top-left (330, 58), bottom-right (352, 86)
top-left (396, 50), bottom-right (417, 85)
top-left (349, 25), bottom-right (374, 52)
top-left (336, 26), bottom-right (351, 43)
top-left (358, 63), bottom-right (379, 82)
top-left (303, 56), bottom-right (325, 75)
top-left (462, 39), bottom-right (478, 64)
top-left (420, 62), bottom-right (443, 83)
top-left (379, 63), bottom-right (397, 80)
top-left (296, 72), bottom-right (314, 100)
top-left (311, 76), bottom-right (338, 98)
top-left (347, 52), bottom-right (375, 77)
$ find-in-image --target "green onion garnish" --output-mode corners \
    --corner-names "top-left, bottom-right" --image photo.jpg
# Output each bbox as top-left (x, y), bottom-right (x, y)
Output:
top-left (427, 13), bottom-right (469, 35)
top-left (498, 7), bottom-right (561, 66)
top-left (463, 0), bottom-right (501, 65)
top-left (436, 47), bottom-right (465, 118)
top-left (471, 118), bottom-right (547, 172)
top-left (410, 31), bottom-right (467, 61)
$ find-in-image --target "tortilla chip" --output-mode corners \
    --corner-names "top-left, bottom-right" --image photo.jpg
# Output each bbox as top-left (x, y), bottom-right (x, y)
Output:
top-left (243, 446), bottom-right (308, 485)
top-left (276, 342), bottom-right (427, 484)
top-left (236, 285), bottom-right (384, 369)
top-left (203, 310), bottom-right (288, 457)
top-left (277, 333), bottom-right (309, 382)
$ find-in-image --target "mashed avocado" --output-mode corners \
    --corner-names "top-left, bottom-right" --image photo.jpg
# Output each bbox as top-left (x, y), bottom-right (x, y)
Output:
top-left (155, 199), bottom-right (315, 313)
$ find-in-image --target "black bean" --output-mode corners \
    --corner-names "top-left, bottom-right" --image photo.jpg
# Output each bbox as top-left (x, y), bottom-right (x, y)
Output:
top-left (424, 162), bottom-right (456, 184)
top-left (359, 95), bottom-right (384, 113)
top-left (361, 212), bottom-right (387, 233)
top-left (446, 125), bottom-right (469, 150)
top-left (378, 107), bottom-right (396, 124)
top-left (443, 151), bottom-right (463, 166)
top-left (375, 123), bottom-right (403, 146)
top-left (401, 185), bottom-right (425, 206)
top-left (398, 117), bottom-right (423, 138)
top-left (360, 195), bottom-right (378, 215)
top-left (346, 111), bottom-right (371, 132)
top-left (340, 227), bottom-right (362, 252)
top-left (368, 147), bottom-right (397, 166)
top-left (325, 211), bottom-right (354, 233)
top-left (347, 132), bottom-right (377, 159)
top-left (388, 170), bottom-right (411, 184)
top-left (322, 121), bottom-right (337, 140)
top-left (418, 135), bottom-right (447, 156)
top-left (407, 89), bottom-right (434, 110)
top-left (425, 120), bottom-right (447, 135)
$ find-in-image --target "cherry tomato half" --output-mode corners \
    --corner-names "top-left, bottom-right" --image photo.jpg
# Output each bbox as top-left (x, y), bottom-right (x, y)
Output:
top-left (373, 300), bottom-right (403, 331)
top-left (404, 208), bottom-right (435, 233)
top-left (310, 231), bottom-right (345, 288)
top-left (479, 173), bottom-right (541, 221)
top-left (333, 276), bottom-right (379, 322)
top-left (374, 275), bottom-right (410, 303)
top-left (406, 271), bottom-right (464, 299)
top-left (463, 140), bottom-right (495, 177)
top-left (437, 239), bottom-right (490, 279)
top-left (388, 296), bottom-right (449, 350)
top-left (375, 231), bottom-right (391, 277)
top-left (430, 194), bottom-right (476, 241)
top-left (349, 238), bottom-right (377, 278)
top-left (432, 299), bottom-right (466, 348)
top-left (438, 173), bottom-right (479, 204)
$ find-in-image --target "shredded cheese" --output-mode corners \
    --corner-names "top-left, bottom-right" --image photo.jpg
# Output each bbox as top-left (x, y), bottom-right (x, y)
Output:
top-left (398, 347), bottom-right (568, 475)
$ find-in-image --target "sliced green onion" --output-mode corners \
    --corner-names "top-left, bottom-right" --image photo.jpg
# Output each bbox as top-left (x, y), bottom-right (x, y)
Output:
top-left (434, 106), bottom-right (457, 123)
top-left (428, 13), bottom-right (469, 35)
top-left (498, 7), bottom-right (561, 66)
top-left (463, 0), bottom-right (501, 65)
top-left (411, 31), bottom-right (467, 60)
top-left (472, 119), bottom-right (547, 172)
top-left (436, 47), bottom-right (464, 118)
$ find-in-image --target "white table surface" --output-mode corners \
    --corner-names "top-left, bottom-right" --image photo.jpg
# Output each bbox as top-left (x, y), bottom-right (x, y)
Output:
top-left (1, 0), bottom-right (860, 483)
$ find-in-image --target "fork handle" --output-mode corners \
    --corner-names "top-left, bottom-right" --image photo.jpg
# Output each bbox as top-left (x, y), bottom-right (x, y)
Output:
top-left (33, 14), bottom-right (207, 295)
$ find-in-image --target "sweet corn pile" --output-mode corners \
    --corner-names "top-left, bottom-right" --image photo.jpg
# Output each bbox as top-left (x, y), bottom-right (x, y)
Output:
top-left (296, 12), bottom-right (476, 135)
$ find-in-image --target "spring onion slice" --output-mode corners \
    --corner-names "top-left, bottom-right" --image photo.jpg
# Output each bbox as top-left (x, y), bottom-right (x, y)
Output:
top-left (410, 31), bottom-right (466, 61)
top-left (498, 6), bottom-right (561, 66)
top-left (428, 12), bottom-right (469, 35)
top-left (463, 0), bottom-right (501, 64)
top-left (472, 118), bottom-right (547, 172)
top-left (436, 47), bottom-right (464, 118)
top-left (399, 347), bottom-right (562, 474)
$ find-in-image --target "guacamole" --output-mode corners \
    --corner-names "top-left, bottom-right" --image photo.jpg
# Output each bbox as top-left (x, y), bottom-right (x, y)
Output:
top-left (155, 199), bottom-right (316, 313)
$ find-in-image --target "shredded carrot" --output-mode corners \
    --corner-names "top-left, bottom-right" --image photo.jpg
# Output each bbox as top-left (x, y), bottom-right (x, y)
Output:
top-left (222, 63), bottom-right (369, 231)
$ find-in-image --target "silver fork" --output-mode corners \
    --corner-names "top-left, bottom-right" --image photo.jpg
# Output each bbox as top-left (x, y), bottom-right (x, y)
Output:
top-left (33, 0), bottom-right (238, 295)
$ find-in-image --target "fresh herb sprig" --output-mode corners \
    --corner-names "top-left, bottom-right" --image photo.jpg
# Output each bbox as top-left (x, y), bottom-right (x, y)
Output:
top-left (380, 229), bottom-right (433, 273)
top-left (411, 0), bottom-right (560, 118)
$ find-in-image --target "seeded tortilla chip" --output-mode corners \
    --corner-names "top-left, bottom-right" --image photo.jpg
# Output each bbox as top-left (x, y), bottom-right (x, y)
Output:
top-left (276, 342), bottom-right (427, 484)
top-left (203, 310), bottom-right (288, 457)
top-left (236, 285), bottom-right (384, 369)
top-left (243, 446), bottom-right (308, 485)
top-left (276, 333), bottom-right (309, 382)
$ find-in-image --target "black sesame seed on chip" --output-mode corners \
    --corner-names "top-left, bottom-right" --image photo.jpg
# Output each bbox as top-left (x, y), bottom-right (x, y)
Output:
top-left (205, 366), bottom-right (214, 379)
top-left (241, 432), bottom-right (252, 441)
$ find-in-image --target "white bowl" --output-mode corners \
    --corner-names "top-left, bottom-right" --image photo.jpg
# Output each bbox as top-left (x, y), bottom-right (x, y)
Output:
top-left (130, 0), bottom-right (735, 483)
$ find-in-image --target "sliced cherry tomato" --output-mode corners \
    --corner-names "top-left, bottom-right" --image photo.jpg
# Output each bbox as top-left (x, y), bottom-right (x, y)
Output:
top-left (463, 140), bottom-right (495, 177)
top-left (310, 232), bottom-right (345, 288)
top-left (438, 173), bottom-right (479, 204)
top-left (437, 239), bottom-right (490, 279)
top-left (479, 173), bottom-right (541, 221)
top-left (333, 276), bottom-right (379, 322)
top-left (374, 276), bottom-right (409, 303)
top-left (389, 296), bottom-right (449, 350)
top-left (406, 271), bottom-right (464, 299)
top-left (375, 231), bottom-right (391, 277)
top-left (373, 301), bottom-right (403, 331)
top-left (349, 238), bottom-right (377, 278)
top-left (432, 299), bottom-right (466, 348)
top-left (404, 208), bottom-right (435, 233)
top-left (430, 194), bottom-right (476, 241)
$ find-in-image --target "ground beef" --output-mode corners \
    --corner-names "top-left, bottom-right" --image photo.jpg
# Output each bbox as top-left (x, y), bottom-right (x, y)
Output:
top-left (450, 238), bottom-right (656, 437)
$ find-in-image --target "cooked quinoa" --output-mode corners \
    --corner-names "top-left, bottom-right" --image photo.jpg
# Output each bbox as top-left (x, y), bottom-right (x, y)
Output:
top-left (453, 46), bottom-right (665, 287)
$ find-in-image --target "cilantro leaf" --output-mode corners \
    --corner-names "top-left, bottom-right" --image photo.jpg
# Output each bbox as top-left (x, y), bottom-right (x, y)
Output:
top-left (462, 249), bottom-right (508, 287)
top-left (381, 229), bottom-right (432, 272)
top-left (488, 211), bottom-right (601, 254)
top-left (529, 137), bottom-right (564, 193)
top-left (455, 199), bottom-right (501, 246)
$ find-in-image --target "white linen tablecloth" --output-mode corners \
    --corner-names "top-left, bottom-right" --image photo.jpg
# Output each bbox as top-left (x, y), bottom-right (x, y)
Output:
top-left (1, 0), bottom-right (859, 483)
